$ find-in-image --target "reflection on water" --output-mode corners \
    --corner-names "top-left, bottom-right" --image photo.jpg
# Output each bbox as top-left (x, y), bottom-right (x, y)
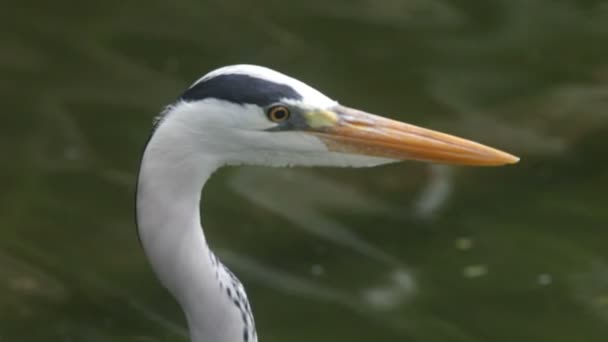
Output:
top-left (2, 0), bottom-right (608, 341)
top-left (229, 168), bottom-right (403, 265)
top-left (222, 250), bottom-right (417, 313)
top-left (412, 165), bottom-right (453, 218)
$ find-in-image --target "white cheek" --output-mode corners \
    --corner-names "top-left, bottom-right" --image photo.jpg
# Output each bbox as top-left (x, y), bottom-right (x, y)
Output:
top-left (234, 131), bottom-right (328, 152)
top-left (179, 99), bottom-right (277, 130)
top-left (227, 104), bottom-right (277, 130)
top-left (275, 132), bottom-right (329, 151)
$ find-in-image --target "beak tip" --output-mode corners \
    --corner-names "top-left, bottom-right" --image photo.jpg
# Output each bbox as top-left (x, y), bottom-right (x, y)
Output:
top-left (493, 152), bottom-right (520, 166)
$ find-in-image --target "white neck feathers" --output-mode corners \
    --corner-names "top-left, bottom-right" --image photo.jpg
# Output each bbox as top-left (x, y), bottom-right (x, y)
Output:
top-left (136, 114), bottom-right (250, 342)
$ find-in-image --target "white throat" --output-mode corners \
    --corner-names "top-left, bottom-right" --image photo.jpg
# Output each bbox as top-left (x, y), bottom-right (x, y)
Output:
top-left (136, 115), bottom-right (256, 342)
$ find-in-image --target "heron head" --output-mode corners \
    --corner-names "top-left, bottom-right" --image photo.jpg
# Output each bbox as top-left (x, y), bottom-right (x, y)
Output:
top-left (154, 64), bottom-right (518, 168)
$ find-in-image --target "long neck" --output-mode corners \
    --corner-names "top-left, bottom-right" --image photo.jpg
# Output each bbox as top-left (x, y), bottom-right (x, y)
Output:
top-left (136, 122), bottom-right (254, 342)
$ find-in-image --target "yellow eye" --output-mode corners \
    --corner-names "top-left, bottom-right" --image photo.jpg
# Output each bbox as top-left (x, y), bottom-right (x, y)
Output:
top-left (267, 106), bottom-right (290, 122)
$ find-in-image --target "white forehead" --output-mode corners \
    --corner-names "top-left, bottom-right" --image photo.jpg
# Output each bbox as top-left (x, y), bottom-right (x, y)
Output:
top-left (193, 64), bottom-right (338, 108)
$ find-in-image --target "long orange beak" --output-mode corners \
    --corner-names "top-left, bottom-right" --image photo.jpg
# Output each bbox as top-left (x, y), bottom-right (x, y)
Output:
top-left (304, 105), bottom-right (519, 166)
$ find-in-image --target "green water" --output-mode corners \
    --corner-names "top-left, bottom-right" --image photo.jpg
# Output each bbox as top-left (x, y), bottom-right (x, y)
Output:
top-left (2, 0), bottom-right (608, 341)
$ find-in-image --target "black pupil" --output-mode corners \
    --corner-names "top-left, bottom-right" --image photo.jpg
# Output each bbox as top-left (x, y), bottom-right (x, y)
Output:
top-left (273, 108), bottom-right (287, 120)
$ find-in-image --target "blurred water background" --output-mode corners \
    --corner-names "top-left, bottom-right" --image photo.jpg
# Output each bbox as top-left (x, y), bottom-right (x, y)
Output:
top-left (1, 0), bottom-right (608, 341)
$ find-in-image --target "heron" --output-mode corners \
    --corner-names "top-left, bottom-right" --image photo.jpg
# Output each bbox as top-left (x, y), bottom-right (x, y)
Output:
top-left (136, 64), bottom-right (518, 342)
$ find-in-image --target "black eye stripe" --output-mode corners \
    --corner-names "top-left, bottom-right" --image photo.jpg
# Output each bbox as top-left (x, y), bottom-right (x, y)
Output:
top-left (180, 74), bottom-right (303, 106)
